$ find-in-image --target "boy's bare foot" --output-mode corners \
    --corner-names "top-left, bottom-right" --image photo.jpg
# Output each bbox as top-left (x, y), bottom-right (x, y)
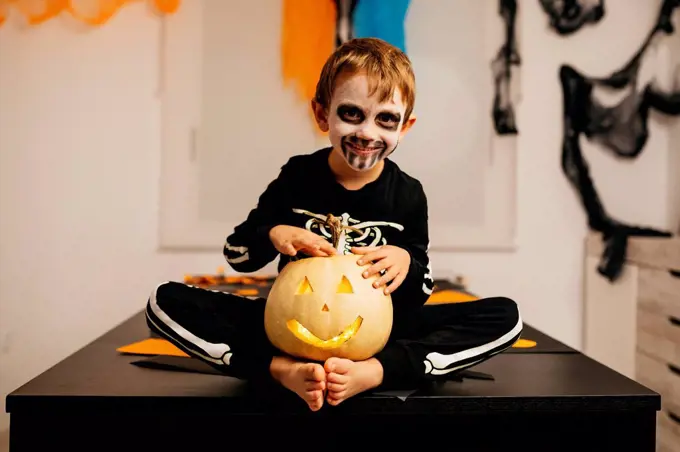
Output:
top-left (324, 357), bottom-right (383, 406)
top-left (270, 356), bottom-right (326, 411)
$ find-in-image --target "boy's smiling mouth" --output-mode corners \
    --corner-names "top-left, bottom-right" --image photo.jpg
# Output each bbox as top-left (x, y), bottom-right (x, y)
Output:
top-left (344, 140), bottom-right (384, 155)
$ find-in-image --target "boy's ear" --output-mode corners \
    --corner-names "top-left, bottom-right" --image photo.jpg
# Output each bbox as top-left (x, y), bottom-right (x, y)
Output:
top-left (311, 99), bottom-right (329, 132)
top-left (400, 113), bottom-right (417, 137)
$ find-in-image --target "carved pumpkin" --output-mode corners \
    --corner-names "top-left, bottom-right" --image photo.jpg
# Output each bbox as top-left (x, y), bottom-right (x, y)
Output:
top-left (264, 215), bottom-right (393, 362)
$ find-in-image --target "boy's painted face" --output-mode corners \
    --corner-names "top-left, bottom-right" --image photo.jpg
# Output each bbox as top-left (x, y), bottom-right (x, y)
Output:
top-left (326, 73), bottom-right (407, 172)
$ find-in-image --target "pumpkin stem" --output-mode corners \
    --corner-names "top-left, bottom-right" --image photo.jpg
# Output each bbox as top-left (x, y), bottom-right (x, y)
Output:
top-left (325, 214), bottom-right (343, 250)
top-left (325, 214), bottom-right (362, 251)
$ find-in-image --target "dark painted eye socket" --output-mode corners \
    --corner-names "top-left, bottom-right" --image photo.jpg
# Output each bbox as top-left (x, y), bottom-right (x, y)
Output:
top-left (376, 112), bottom-right (401, 131)
top-left (337, 104), bottom-right (365, 124)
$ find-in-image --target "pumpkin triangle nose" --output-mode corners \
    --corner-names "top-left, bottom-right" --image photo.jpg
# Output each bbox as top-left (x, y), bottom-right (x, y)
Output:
top-left (322, 304), bottom-right (329, 312)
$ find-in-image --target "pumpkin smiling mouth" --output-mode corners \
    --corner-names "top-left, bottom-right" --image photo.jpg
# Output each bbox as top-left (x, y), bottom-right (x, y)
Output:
top-left (286, 317), bottom-right (363, 349)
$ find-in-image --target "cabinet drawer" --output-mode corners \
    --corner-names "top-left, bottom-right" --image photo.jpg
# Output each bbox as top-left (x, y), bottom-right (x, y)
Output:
top-left (638, 267), bottom-right (680, 319)
top-left (637, 309), bottom-right (680, 366)
top-left (635, 352), bottom-right (680, 407)
top-left (657, 407), bottom-right (680, 452)
top-left (586, 233), bottom-right (680, 270)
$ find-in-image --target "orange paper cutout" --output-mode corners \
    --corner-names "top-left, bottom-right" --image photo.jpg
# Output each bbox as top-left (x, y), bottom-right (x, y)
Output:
top-left (281, 0), bottom-right (336, 134)
top-left (0, 0), bottom-right (179, 26)
top-left (512, 339), bottom-right (537, 349)
top-left (425, 289), bottom-right (479, 304)
top-left (117, 338), bottom-right (188, 357)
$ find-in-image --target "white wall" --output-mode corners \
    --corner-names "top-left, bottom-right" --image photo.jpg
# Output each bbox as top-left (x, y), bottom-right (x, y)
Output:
top-left (0, 0), bottom-right (676, 434)
top-left (0, 7), bottom-right (227, 433)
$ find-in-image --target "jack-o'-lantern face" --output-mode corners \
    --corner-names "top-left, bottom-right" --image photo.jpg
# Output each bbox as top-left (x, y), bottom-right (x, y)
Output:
top-left (264, 254), bottom-right (393, 362)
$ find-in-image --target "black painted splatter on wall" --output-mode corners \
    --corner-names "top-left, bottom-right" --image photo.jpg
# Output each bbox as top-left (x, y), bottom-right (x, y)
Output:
top-left (558, 0), bottom-right (680, 281)
top-left (491, 0), bottom-right (521, 135)
top-left (539, 0), bottom-right (605, 35)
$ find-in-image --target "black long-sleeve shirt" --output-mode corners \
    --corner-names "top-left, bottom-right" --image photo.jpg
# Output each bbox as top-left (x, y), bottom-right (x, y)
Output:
top-left (223, 147), bottom-right (434, 312)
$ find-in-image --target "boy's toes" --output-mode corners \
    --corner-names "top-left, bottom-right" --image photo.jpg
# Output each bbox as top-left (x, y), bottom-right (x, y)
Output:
top-left (327, 390), bottom-right (347, 405)
top-left (306, 390), bottom-right (324, 411)
top-left (327, 372), bottom-right (349, 384)
top-left (324, 357), bottom-right (352, 374)
top-left (306, 380), bottom-right (325, 391)
top-left (304, 363), bottom-right (326, 382)
top-left (326, 382), bottom-right (344, 392)
top-left (305, 388), bottom-right (321, 401)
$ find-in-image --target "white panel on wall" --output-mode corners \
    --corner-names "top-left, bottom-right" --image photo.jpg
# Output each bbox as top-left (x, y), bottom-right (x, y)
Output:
top-left (158, 0), bottom-right (518, 253)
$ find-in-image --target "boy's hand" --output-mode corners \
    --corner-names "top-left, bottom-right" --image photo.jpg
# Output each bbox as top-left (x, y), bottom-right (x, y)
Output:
top-left (352, 245), bottom-right (411, 295)
top-left (269, 225), bottom-right (337, 257)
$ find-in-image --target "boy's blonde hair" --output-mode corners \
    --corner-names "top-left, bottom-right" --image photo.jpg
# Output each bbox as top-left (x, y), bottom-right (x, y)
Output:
top-left (314, 37), bottom-right (416, 122)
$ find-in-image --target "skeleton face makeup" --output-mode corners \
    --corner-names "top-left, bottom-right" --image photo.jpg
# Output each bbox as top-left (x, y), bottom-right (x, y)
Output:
top-left (326, 73), bottom-right (407, 172)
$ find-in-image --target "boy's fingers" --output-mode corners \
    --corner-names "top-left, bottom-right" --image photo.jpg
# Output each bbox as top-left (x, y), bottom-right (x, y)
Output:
top-left (356, 249), bottom-right (387, 266)
top-left (373, 267), bottom-right (399, 289)
top-left (281, 242), bottom-right (297, 256)
top-left (306, 247), bottom-right (332, 257)
top-left (351, 246), bottom-right (380, 255)
top-left (384, 271), bottom-right (406, 294)
top-left (317, 240), bottom-right (337, 255)
top-left (293, 238), bottom-right (318, 251)
top-left (362, 259), bottom-right (390, 278)
top-left (294, 238), bottom-right (336, 257)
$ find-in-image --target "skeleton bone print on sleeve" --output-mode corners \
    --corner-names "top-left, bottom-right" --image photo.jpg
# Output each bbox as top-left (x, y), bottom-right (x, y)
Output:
top-left (292, 208), bottom-right (404, 254)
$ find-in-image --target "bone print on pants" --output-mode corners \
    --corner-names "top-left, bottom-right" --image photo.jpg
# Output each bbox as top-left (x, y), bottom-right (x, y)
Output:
top-left (374, 296), bottom-right (523, 388)
top-left (145, 281), bottom-right (277, 380)
top-left (145, 281), bottom-right (523, 389)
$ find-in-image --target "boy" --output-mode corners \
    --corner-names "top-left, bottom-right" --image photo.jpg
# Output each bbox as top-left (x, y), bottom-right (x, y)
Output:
top-left (146, 37), bottom-right (522, 412)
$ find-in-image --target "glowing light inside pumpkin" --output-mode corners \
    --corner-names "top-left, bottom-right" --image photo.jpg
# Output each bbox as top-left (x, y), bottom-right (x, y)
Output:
top-left (286, 316), bottom-right (363, 349)
top-left (337, 275), bottom-right (354, 293)
top-left (297, 277), bottom-right (313, 294)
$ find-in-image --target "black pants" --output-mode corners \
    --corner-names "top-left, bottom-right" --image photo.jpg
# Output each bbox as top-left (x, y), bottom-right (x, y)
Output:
top-left (145, 281), bottom-right (523, 389)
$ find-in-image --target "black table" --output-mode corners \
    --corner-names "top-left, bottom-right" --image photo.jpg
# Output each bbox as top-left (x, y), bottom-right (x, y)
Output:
top-left (6, 309), bottom-right (660, 451)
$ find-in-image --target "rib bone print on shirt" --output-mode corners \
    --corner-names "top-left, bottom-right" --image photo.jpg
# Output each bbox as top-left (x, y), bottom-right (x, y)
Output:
top-left (491, 0), bottom-right (520, 135)
top-left (292, 208), bottom-right (404, 255)
top-left (539, 0), bottom-right (605, 35)
top-left (558, 0), bottom-right (680, 282)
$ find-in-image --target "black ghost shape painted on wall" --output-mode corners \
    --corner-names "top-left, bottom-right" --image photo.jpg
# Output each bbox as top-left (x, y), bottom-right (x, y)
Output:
top-left (558, 0), bottom-right (680, 281)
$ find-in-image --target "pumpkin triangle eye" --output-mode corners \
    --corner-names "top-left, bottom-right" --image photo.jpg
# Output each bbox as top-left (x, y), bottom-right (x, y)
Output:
top-left (337, 275), bottom-right (354, 293)
top-left (296, 277), bottom-right (314, 294)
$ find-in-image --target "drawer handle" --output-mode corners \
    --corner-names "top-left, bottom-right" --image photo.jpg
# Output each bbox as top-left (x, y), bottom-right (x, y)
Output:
top-left (669, 410), bottom-right (680, 425)
top-left (669, 363), bottom-right (680, 376)
top-left (670, 316), bottom-right (680, 328)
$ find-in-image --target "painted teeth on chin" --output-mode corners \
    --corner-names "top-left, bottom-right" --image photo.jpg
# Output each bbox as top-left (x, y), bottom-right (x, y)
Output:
top-left (353, 146), bottom-right (379, 152)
